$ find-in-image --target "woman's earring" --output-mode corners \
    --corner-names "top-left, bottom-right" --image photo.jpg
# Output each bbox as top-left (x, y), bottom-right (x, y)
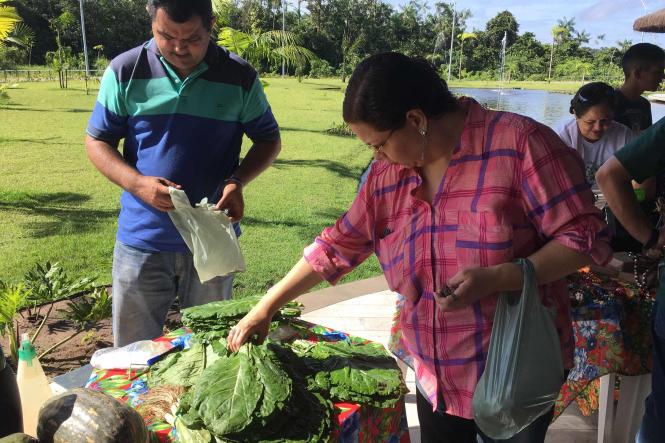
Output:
top-left (419, 128), bottom-right (428, 163)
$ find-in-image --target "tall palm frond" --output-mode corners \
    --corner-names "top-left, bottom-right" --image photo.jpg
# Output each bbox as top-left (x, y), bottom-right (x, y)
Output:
top-left (218, 27), bottom-right (317, 70)
top-left (5, 22), bottom-right (35, 48)
top-left (0, 0), bottom-right (21, 41)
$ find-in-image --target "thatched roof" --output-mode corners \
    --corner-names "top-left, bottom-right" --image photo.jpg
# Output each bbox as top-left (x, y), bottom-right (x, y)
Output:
top-left (634, 8), bottom-right (665, 33)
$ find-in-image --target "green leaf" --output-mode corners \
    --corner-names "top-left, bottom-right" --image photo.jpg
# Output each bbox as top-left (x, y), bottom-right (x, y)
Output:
top-left (192, 345), bottom-right (263, 435)
top-left (175, 417), bottom-right (213, 443)
top-left (217, 27), bottom-right (253, 56)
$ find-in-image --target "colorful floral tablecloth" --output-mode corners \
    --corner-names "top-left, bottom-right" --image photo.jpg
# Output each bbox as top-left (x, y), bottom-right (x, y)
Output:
top-left (553, 269), bottom-right (655, 418)
top-left (86, 323), bottom-right (410, 443)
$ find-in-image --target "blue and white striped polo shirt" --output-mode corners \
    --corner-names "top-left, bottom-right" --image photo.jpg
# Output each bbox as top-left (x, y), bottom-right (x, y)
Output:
top-left (87, 39), bottom-right (279, 252)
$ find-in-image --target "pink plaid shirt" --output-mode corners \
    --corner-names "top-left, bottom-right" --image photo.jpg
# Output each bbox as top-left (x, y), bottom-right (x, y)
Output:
top-left (304, 98), bottom-right (612, 418)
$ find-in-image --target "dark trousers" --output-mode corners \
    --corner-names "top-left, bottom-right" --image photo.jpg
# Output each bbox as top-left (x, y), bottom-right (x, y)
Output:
top-left (0, 345), bottom-right (23, 437)
top-left (637, 301), bottom-right (665, 442)
top-left (416, 389), bottom-right (554, 443)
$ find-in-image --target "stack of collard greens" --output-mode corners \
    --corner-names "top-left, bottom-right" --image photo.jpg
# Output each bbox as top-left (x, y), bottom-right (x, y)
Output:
top-left (150, 297), bottom-right (406, 442)
top-left (181, 295), bottom-right (303, 337)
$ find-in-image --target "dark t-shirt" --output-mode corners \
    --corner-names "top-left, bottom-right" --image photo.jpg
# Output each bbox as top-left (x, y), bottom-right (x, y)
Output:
top-left (615, 118), bottom-right (665, 300)
top-left (614, 89), bottom-right (653, 133)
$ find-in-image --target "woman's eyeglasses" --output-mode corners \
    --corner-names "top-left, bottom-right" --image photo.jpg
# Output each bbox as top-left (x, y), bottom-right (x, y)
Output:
top-left (367, 129), bottom-right (395, 154)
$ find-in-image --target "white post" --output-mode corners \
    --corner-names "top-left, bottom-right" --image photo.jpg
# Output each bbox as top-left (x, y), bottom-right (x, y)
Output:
top-left (281, 0), bottom-right (286, 78)
top-left (447, 2), bottom-right (456, 82)
top-left (79, 0), bottom-right (90, 76)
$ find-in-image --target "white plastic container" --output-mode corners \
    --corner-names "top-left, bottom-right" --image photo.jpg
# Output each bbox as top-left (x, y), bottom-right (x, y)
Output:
top-left (16, 333), bottom-right (52, 437)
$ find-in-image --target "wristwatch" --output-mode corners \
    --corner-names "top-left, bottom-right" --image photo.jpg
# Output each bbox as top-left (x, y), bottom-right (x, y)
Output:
top-left (224, 175), bottom-right (244, 187)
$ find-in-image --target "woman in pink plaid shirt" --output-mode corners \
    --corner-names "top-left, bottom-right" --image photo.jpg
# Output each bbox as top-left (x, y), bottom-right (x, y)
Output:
top-left (229, 53), bottom-right (611, 442)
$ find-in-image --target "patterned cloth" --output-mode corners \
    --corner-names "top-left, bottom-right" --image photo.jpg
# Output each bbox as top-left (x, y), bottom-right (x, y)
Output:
top-left (305, 97), bottom-right (611, 419)
top-left (553, 269), bottom-right (655, 418)
top-left (86, 324), bottom-right (410, 443)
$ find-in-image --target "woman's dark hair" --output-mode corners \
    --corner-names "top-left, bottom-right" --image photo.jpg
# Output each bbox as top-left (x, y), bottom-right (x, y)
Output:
top-left (569, 82), bottom-right (615, 118)
top-left (343, 52), bottom-right (459, 131)
top-left (147, 0), bottom-right (214, 31)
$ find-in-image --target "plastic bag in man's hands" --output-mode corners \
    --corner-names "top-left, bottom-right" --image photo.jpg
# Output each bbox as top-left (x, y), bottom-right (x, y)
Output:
top-left (167, 187), bottom-right (246, 283)
top-left (472, 258), bottom-right (564, 440)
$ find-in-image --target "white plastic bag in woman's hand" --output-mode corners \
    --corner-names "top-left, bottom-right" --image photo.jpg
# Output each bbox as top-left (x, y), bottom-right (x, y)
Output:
top-left (167, 187), bottom-right (246, 283)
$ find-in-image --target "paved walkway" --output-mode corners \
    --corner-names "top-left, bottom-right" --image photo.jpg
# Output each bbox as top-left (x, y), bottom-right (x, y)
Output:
top-left (298, 277), bottom-right (598, 442)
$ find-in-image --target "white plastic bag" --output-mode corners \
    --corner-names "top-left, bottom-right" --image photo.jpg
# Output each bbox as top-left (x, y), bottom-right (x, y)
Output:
top-left (90, 340), bottom-right (175, 369)
top-left (472, 258), bottom-right (564, 439)
top-left (168, 187), bottom-right (246, 283)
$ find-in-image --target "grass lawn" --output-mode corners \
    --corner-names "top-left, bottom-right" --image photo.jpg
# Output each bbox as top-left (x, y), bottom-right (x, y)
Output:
top-left (0, 77), bottom-right (381, 297)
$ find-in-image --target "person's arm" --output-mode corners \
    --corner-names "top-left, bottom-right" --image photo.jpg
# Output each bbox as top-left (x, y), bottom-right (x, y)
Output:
top-left (228, 257), bottom-right (322, 351)
top-left (441, 123), bottom-right (609, 310)
top-left (596, 156), bottom-right (661, 247)
top-left (85, 135), bottom-right (180, 211)
top-left (215, 138), bottom-right (281, 222)
top-left (440, 241), bottom-right (590, 310)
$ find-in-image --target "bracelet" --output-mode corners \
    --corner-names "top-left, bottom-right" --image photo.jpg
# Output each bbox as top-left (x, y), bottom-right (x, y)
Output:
top-left (224, 175), bottom-right (244, 187)
top-left (643, 227), bottom-right (660, 250)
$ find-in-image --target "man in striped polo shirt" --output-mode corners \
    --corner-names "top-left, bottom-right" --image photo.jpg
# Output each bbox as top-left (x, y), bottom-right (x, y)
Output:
top-left (85, 0), bottom-right (281, 346)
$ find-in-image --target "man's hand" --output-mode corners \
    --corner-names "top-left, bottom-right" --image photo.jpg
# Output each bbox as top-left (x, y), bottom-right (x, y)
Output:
top-left (644, 227), bottom-right (665, 259)
top-left (132, 176), bottom-right (181, 212)
top-left (216, 182), bottom-right (244, 222)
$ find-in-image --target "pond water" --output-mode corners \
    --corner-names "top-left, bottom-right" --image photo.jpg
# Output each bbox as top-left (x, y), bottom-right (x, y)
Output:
top-left (451, 87), bottom-right (665, 130)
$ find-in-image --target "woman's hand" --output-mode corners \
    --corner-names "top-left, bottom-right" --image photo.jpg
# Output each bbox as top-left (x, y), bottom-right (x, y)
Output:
top-left (227, 305), bottom-right (273, 352)
top-left (436, 263), bottom-right (523, 311)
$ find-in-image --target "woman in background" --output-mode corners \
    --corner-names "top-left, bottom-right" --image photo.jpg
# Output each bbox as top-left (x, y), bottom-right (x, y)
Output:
top-left (556, 82), bottom-right (634, 189)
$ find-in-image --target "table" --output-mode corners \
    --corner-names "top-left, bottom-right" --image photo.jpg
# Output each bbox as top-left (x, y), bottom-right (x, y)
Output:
top-left (553, 269), bottom-right (655, 442)
top-left (85, 323), bottom-right (410, 443)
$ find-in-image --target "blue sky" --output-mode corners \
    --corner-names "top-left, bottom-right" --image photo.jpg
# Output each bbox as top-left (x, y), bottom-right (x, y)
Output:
top-left (388, 0), bottom-right (665, 49)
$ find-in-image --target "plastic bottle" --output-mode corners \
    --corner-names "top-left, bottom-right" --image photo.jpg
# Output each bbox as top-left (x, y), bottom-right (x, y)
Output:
top-left (0, 343), bottom-right (23, 437)
top-left (16, 333), bottom-right (52, 437)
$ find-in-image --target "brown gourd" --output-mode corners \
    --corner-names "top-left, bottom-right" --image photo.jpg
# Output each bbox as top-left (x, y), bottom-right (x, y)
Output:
top-left (37, 388), bottom-right (149, 443)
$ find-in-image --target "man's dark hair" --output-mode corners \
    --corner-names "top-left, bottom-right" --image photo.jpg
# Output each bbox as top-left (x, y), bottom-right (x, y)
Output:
top-left (622, 43), bottom-right (665, 77)
top-left (147, 0), bottom-right (214, 31)
top-left (343, 52), bottom-right (459, 131)
top-left (569, 82), bottom-right (615, 118)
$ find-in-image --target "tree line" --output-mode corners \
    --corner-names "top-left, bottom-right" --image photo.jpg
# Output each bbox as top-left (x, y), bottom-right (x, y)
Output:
top-left (1, 0), bottom-right (634, 83)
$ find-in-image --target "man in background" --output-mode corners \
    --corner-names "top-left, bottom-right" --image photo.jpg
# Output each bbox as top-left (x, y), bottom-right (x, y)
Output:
top-left (614, 43), bottom-right (665, 134)
top-left (597, 119), bottom-right (665, 443)
top-left (85, 0), bottom-right (280, 346)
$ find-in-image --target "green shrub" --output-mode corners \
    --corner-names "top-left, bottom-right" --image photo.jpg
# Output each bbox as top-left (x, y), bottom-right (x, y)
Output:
top-left (0, 45), bottom-right (24, 70)
top-left (308, 59), bottom-right (335, 78)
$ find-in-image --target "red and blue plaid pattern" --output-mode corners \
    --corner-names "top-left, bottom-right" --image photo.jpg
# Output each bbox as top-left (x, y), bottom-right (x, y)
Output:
top-left (305, 98), bottom-right (612, 418)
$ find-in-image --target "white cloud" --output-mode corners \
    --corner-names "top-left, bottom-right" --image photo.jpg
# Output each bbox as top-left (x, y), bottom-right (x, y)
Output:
top-left (580, 1), bottom-right (637, 21)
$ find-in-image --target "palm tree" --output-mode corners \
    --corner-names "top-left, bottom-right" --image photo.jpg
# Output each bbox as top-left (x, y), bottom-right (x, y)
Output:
top-left (217, 27), bottom-right (316, 73)
top-left (548, 25), bottom-right (567, 83)
top-left (5, 22), bottom-right (35, 65)
top-left (0, 0), bottom-right (20, 41)
top-left (458, 32), bottom-right (476, 79)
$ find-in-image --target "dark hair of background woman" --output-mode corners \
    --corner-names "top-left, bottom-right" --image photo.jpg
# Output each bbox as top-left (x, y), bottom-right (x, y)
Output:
top-left (343, 52), bottom-right (459, 131)
top-left (569, 81), bottom-right (615, 118)
top-left (146, 0), bottom-right (214, 31)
